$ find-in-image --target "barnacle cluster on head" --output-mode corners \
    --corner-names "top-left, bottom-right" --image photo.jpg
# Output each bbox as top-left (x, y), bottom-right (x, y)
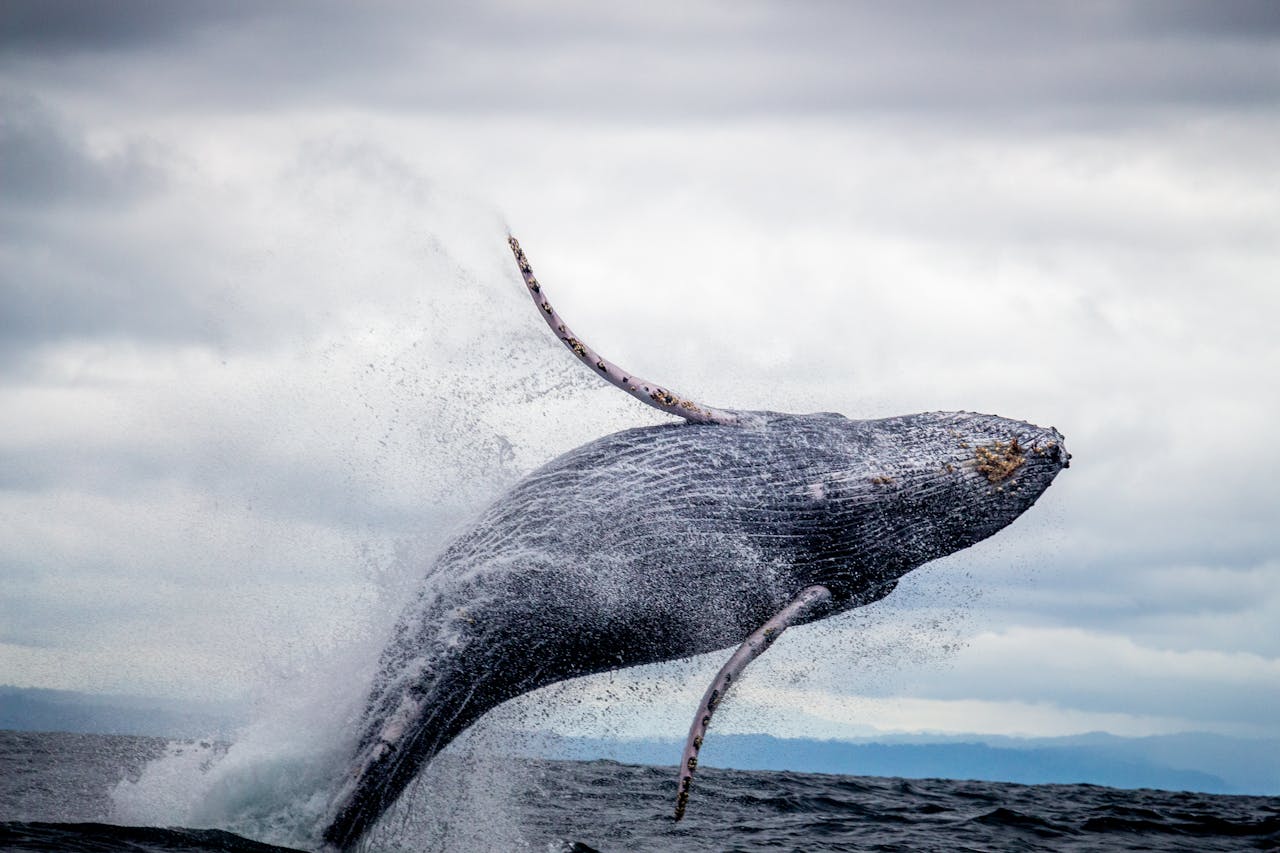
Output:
top-left (974, 438), bottom-right (1026, 483)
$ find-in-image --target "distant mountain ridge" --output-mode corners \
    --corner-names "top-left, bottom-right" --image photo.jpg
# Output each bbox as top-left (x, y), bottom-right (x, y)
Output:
top-left (521, 732), bottom-right (1280, 797)
top-left (0, 685), bottom-right (244, 740)
top-left (3, 685), bottom-right (1276, 796)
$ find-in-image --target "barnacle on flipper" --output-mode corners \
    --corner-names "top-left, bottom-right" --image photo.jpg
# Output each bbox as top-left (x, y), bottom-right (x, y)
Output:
top-left (650, 388), bottom-right (679, 407)
top-left (975, 438), bottom-right (1026, 483)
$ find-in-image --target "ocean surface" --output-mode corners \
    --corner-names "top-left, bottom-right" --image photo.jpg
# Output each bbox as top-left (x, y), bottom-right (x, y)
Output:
top-left (2, 729), bottom-right (1277, 852)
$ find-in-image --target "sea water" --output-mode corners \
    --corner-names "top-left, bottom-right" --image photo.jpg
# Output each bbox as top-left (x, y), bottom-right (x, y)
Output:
top-left (2, 730), bottom-right (1277, 852)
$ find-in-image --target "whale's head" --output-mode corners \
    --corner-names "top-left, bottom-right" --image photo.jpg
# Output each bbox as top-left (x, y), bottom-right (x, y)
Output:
top-left (779, 410), bottom-right (1070, 603)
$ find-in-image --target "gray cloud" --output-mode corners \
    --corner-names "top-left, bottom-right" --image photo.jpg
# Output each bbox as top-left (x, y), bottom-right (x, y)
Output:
top-left (0, 104), bottom-right (439, 358)
top-left (0, 95), bottom-right (204, 356)
top-left (2, 1), bottom-right (1276, 123)
top-left (0, 94), bottom-right (164, 205)
top-left (0, 219), bottom-right (221, 356)
top-left (1122, 0), bottom-right (1280, 38)
top-left (0, 1), bottom-right (258, 54)
top-left (907, 627), bottom-right (1280, 730)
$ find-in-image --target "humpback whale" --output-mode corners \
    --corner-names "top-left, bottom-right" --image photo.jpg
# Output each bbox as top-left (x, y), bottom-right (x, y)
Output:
top-left (318, 236), bottom-right (1069, 849)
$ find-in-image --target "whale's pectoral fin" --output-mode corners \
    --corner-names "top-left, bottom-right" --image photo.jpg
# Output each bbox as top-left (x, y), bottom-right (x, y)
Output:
top-left (506, 235), bottom-right (739, 426)
top-left (673, 584), bottom-right (833, 822)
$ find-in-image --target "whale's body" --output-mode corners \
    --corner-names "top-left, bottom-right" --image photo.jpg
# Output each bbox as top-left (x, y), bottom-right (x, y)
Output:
top-left (321, 408), bottom-right (1068, 848)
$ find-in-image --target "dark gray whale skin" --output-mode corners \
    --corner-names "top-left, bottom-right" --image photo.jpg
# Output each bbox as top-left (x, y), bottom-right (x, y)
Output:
top-left (320, 408), bottom-right (1069, 849)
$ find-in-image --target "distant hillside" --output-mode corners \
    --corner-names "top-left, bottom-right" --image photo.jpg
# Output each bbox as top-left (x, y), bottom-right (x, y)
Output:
top-left (4, 685), bottom-right (1276, 797)
top-left (524, 732), bottom-right (1280, 797)
top-left (0, 685), bottom-right (243, 739)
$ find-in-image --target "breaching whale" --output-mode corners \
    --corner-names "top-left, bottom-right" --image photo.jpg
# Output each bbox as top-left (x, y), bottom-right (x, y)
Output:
top-left (318, 236), bottom-right (1069, 849)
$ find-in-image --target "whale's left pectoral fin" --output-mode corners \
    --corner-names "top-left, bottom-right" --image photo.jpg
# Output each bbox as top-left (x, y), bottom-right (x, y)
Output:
top-left (673, 584), bottom-right (832, 822)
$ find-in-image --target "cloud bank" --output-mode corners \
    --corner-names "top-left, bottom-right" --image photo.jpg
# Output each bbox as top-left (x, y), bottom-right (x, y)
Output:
top-left (1, 2), bottom-right (1277, 742)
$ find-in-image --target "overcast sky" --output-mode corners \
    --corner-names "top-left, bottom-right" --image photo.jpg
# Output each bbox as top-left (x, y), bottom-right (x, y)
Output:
top-left (2, 1), bottom-right (1278, 747)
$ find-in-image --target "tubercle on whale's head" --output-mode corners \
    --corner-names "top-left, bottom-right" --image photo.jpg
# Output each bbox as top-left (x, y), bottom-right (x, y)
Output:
top-left (924, 412), bottom-right (1069, 523)
top-left (958, 413), bottom-right (1070, 492)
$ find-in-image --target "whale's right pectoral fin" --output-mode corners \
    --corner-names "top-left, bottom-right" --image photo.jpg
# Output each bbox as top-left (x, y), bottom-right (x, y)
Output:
top-left (673, 584), bottom-right (832, 822)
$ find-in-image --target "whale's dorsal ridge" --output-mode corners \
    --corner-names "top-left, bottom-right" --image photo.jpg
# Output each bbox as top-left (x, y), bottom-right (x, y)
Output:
top-left (507, 235), bottom-right (740, 426)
